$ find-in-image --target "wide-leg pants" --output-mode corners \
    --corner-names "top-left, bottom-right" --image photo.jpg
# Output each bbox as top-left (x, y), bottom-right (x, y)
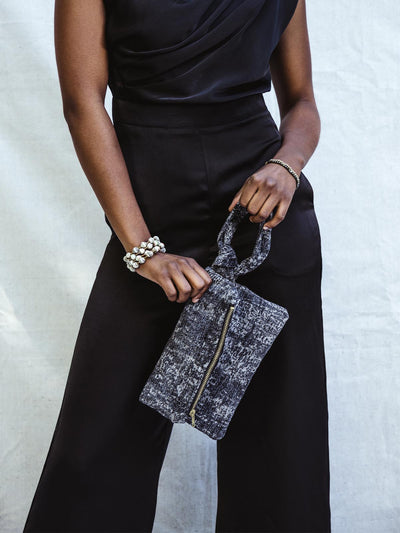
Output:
top-left (23, 93), bottom-right (331, 533)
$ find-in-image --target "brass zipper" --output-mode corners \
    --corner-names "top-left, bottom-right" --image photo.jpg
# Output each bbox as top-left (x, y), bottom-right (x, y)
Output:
top-left (189, 304), bottom-right (235, 428)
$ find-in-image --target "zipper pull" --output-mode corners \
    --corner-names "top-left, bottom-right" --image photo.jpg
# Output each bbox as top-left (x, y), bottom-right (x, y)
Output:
top-left (189, 408), bottom-right (196, 427)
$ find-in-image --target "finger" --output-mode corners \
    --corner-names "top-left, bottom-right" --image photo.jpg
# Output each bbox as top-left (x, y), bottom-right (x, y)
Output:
top-left (190, 261), bottom-right (213, 285)
top-left (227, 187), bottom-right (243, 211)
top-left (193, 286), bottom-right (209, 301)
top-left (190, 268), bottom-right (213, 302)
top-left (228, 172), bottom-right (259, 212)
top-left (263, 200), bottom-right (289, 229)
top-left (238, 174), bottom-right (260, 209)
top-left (179, 262), bottom-right (209, 299)
top-left (247, 192), bottom-right (272, 221)
top-left (169, 266), bottom-right (195, 303)
top-left (184, 258), bottom-right (212, 302)
top-left (181, 258), bottom-right (212, 302)
top-left (248, 194), bottom-right (277, 223)
top-left (160, 276), bottom-right (179, 302)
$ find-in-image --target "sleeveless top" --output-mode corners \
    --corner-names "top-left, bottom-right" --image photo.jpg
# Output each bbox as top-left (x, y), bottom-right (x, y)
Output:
top-left (103, 0), bottom-right (299, 104)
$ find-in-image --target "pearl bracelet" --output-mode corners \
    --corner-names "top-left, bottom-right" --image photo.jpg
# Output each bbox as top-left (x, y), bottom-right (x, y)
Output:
top-left (264, 158), bottom-right (300, 189)
top-left (123, 235), bottom-right (166, 273)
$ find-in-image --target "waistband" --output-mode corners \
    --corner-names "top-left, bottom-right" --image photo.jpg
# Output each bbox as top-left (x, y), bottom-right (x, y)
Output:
top-left (111, 93), bottom-right (270, 128)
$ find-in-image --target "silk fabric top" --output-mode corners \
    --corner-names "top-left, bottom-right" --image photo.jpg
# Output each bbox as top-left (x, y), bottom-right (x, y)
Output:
top-left (103, 0), bottom-right (299, 103)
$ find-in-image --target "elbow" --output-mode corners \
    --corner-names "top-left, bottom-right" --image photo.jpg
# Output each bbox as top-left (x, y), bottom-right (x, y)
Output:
top-left (62, 98), bottom-right (84, 126)
top-left (281, 92), bottom-right (318, 117)
top-left (282, 95), bottom-right (320, 129)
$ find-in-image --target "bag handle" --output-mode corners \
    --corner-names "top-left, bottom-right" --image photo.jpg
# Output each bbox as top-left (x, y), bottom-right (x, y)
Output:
top-left (210, 202), bottom-right (272, 281)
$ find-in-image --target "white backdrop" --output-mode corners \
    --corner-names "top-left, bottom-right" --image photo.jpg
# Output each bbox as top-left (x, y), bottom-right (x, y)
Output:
top-left (1, 1), bottom-right (399, 532)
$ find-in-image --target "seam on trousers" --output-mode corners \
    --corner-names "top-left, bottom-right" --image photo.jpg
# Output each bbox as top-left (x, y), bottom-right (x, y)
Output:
top-left (198, 130), bottom-right (214, 213)
top-left (198, 131), bottom-right (220, 259)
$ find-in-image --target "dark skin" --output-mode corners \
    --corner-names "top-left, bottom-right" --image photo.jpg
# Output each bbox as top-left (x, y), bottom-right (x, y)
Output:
top-left (54, 0), bottom-right (320, 305)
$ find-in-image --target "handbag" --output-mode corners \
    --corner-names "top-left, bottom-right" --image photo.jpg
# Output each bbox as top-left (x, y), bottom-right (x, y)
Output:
top-left (139, 202), bottom-right (289, 440)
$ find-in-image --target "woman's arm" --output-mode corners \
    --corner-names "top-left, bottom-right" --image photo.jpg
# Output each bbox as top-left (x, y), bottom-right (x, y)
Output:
top-left (54, 0), bottom-right (211, 303)
top-left (228, 0), bottom-right (321, 229)
top-left (55, 0), bottom-right (148, 253)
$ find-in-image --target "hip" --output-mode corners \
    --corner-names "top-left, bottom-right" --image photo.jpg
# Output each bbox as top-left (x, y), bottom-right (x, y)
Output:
top-left (109, 93), bottom-right (321, 277)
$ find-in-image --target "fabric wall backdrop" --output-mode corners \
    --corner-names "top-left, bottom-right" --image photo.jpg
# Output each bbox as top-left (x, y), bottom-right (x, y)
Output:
top-left (1, 1), bottom-right (399, 532)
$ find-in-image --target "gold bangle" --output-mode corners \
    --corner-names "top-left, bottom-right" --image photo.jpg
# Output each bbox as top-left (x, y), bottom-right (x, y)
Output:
top-left (264, 158), bottom-right (300, 189)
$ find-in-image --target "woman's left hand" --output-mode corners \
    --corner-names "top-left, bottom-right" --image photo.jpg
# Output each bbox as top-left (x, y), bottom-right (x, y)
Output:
top-left (227, 162), bottom-right (298, 229)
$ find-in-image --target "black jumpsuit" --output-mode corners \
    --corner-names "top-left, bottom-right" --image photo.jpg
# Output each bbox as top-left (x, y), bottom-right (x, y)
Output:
top-left (23, 1), bottom-right (331, 531)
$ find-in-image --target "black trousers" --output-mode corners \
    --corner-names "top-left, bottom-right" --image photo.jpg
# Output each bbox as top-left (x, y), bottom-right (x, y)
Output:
top-left (23, 94), bottom-right (331, 533)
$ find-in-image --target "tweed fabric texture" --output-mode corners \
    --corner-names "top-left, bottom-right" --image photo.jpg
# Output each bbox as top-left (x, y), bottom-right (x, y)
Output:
top-left (139, 203), bottom-right (289, 440)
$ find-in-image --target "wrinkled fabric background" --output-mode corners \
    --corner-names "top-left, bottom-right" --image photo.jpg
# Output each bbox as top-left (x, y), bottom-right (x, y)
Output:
top-left (1, 1), bottom-right (399, 532)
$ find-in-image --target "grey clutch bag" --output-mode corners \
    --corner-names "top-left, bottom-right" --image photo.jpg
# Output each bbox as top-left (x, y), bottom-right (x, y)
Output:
top-left (139, 202), bottom-right (289, 440)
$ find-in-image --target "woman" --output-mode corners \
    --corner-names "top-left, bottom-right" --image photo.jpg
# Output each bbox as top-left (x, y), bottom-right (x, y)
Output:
top-left (23, 0), bottom-right (331, 531)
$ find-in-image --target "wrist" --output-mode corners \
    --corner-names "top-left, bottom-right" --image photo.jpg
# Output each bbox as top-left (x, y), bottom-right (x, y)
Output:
top-left (123, 235), bottom-right (166, 273)
top-left (264, 157), bottom-right (300, 189)
top-left (122, 235), bottom-right (152, 254)
top-left (270, 150), bottom-right (304, 177)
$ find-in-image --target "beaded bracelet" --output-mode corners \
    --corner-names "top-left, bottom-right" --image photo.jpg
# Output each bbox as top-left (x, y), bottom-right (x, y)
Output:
top-left (123, 235), bottom-right (166, 273)
top-left (264, 158), bottom-right (300, 189)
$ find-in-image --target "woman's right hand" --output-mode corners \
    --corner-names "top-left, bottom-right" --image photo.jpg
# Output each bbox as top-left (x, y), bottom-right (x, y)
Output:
top-left (134, 252), bottom-right (213, 304)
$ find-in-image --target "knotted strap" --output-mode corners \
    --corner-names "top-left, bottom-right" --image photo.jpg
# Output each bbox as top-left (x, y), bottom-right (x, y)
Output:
top-left (210, 202), bottom-right (272, 281)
